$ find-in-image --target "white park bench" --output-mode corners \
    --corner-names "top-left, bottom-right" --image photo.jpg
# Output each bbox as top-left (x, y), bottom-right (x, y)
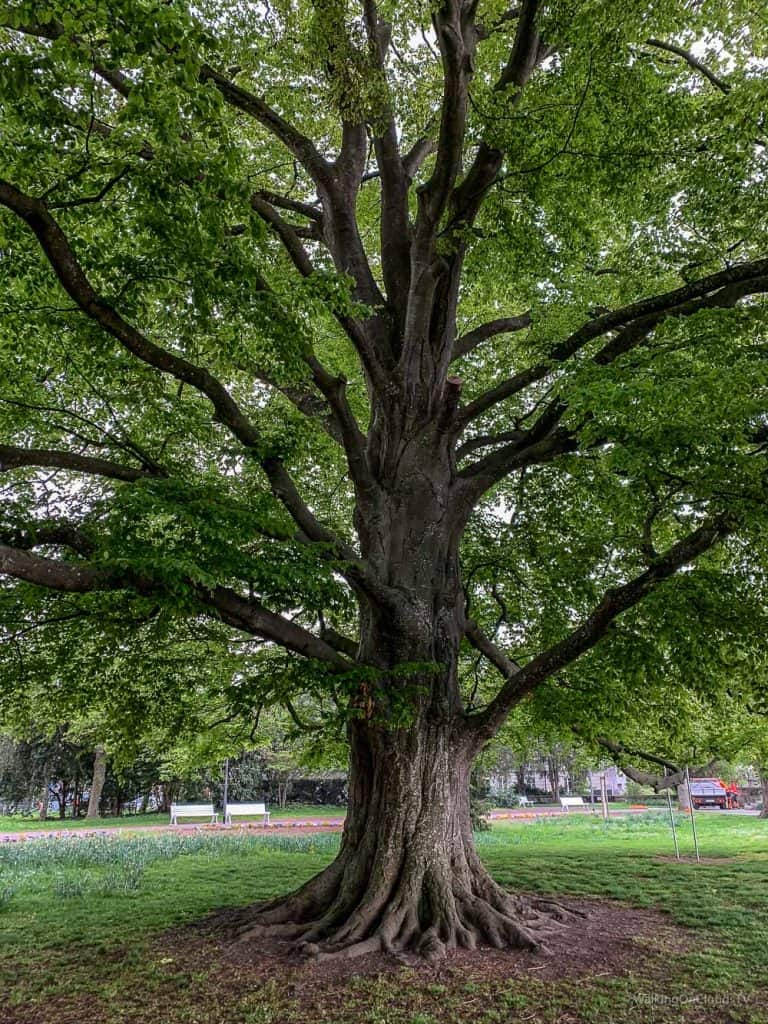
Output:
top-left (169, 803), bottom-right (218, 825)
top-left (224, 802), bottom-right (270, 826)
top-left (560, 796), bottom-right (586, 812)
top-left (517, 796), bottom-right (533, 808)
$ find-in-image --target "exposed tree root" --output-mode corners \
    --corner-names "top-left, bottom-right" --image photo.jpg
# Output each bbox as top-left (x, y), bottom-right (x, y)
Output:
top-left (231, 882), bottom-right (583, 963)
top-left (223, 722), bottom-right (588, 964)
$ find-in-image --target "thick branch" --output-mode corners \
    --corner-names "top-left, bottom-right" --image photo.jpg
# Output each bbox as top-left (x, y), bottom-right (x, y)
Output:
top-left (554, 259), bottom-right (768, 364)
top-left (0, 544), bottom-right (103, 594)
top-left (447, 0), bottom-right (545, 233)
top-left (459, 259), bottom-right (768, 425)
top-left (0, 543), bottom-right (352, 668)
top-left (249, 194), bottom-right (316, 277)
top-left (592, 275), bottom-right (768, 366)
top-left (416, 0), bottom-right (478, 231)
top-left (199, 65), bottom-right (331, 187)
top-left (253, 190), bottom-right (323, 223)
top-left (464, 618), bottom-right (521, 679)
top-left (456, 427), bottom-right (576, 505)
top-left (0, 444), bottom-right (158, 482)
top-left (320, 626), bottom-right (360, 658)
top-left (452, 313), bottom-right (531, 362)
top-left (455, 428), bottom-right (528, 459)
top-left (253, 374), bottom-right (342, 444)
top-left (199, 586), bottom-right (352, 669)
top-left (301, 357), bottom-right (378, 500)
top-left (590, 735), bottom-right (717, 792)
top-left (402, 136), bottom-right (436, 182)
top-left (465, 515), bottom-right (734, 745)
top-left (591, 735), bottom-right (685, 790)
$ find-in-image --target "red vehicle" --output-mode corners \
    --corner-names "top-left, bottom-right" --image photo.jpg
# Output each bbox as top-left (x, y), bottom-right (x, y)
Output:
top-left (688, 778), bottom-right (739, 810)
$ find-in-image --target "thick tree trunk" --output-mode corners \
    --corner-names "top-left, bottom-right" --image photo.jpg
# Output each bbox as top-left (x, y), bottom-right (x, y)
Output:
top-left (237, 711), bottom-right (574, 960)
top-left (86, 745), bottom-right (107, 819)
top-left (236, 512), bottom-right (576, 959)
top-left (234, 428), bottom-right (579, 959)
top-left (759, 772), bottom-right (768, 819)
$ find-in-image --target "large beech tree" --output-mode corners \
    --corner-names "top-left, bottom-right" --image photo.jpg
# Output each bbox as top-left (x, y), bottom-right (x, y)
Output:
top-left (1, 0), bottom-right (768, 959)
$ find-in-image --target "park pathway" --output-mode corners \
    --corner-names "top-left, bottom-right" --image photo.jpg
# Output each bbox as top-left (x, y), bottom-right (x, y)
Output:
top-left (0, 804), bottom-right (663, 843)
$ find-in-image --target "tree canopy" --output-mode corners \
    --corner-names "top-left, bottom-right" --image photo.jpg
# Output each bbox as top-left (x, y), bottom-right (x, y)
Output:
top-left (1, 0), bottom-right (768, 959)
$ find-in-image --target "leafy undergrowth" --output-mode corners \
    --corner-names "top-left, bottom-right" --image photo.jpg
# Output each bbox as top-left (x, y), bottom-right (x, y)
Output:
top-left (1, 814), bottom-right (766, 1023)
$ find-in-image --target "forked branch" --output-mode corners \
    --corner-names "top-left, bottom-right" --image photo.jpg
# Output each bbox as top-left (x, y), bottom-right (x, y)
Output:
top-left (459, 258), bottom-right (768, 426)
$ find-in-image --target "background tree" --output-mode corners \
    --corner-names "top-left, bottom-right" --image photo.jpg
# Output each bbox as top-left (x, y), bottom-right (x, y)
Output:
top-left (1, 0), bottom-right (768, 960)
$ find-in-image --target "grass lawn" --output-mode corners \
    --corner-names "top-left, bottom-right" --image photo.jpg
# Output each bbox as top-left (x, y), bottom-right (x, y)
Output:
top-left (0, 804), bottom-right (347, 832)
top-left (1, 812), bottom-right (766, 1023)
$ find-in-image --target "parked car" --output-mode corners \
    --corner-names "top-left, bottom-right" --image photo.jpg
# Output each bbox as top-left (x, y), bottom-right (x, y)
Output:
top-left (688, 778), bottom-right (739, 810)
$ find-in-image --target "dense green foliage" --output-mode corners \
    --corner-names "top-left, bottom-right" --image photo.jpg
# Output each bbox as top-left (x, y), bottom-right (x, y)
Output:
top-left (1, 0), bottom-right (767, 765)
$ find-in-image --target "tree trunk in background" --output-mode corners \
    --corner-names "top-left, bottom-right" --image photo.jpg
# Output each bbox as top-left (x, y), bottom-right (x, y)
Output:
top-left (547, 756), bottom-right (561, 800)
top-left (760, 772), bottom-right (768, 819)
top-left (38, 782), bottom-right (48, 821)
top-left (86, 745), bottom-right (107, 819)
top-left (55, 781), bottom-right (68, 819)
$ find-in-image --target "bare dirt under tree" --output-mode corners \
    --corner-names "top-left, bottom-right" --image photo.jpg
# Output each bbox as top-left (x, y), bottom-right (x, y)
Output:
top-left (2, 898), bottom-right (732, 1024)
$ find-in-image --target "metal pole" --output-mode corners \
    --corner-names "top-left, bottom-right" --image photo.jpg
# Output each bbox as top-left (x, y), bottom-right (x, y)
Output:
top-left (685, 767), bottom-right (700, 863)
top-left (223, 758), bottom-right (229, 827)
top-left (665, 769), bottom-right (680, 860)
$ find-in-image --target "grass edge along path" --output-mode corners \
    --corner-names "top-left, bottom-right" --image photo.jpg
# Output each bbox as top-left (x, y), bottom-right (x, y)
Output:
top-left (0, 804), bottom-right (349, 834)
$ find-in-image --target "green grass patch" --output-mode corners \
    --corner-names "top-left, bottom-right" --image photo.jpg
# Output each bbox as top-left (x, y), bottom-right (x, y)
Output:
top-left (1, 813), bottom-right (766, 1023)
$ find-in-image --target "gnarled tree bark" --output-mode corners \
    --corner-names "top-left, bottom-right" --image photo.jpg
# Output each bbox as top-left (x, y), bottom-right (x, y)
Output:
top-left (232, 413), bottom-right (583, 959)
